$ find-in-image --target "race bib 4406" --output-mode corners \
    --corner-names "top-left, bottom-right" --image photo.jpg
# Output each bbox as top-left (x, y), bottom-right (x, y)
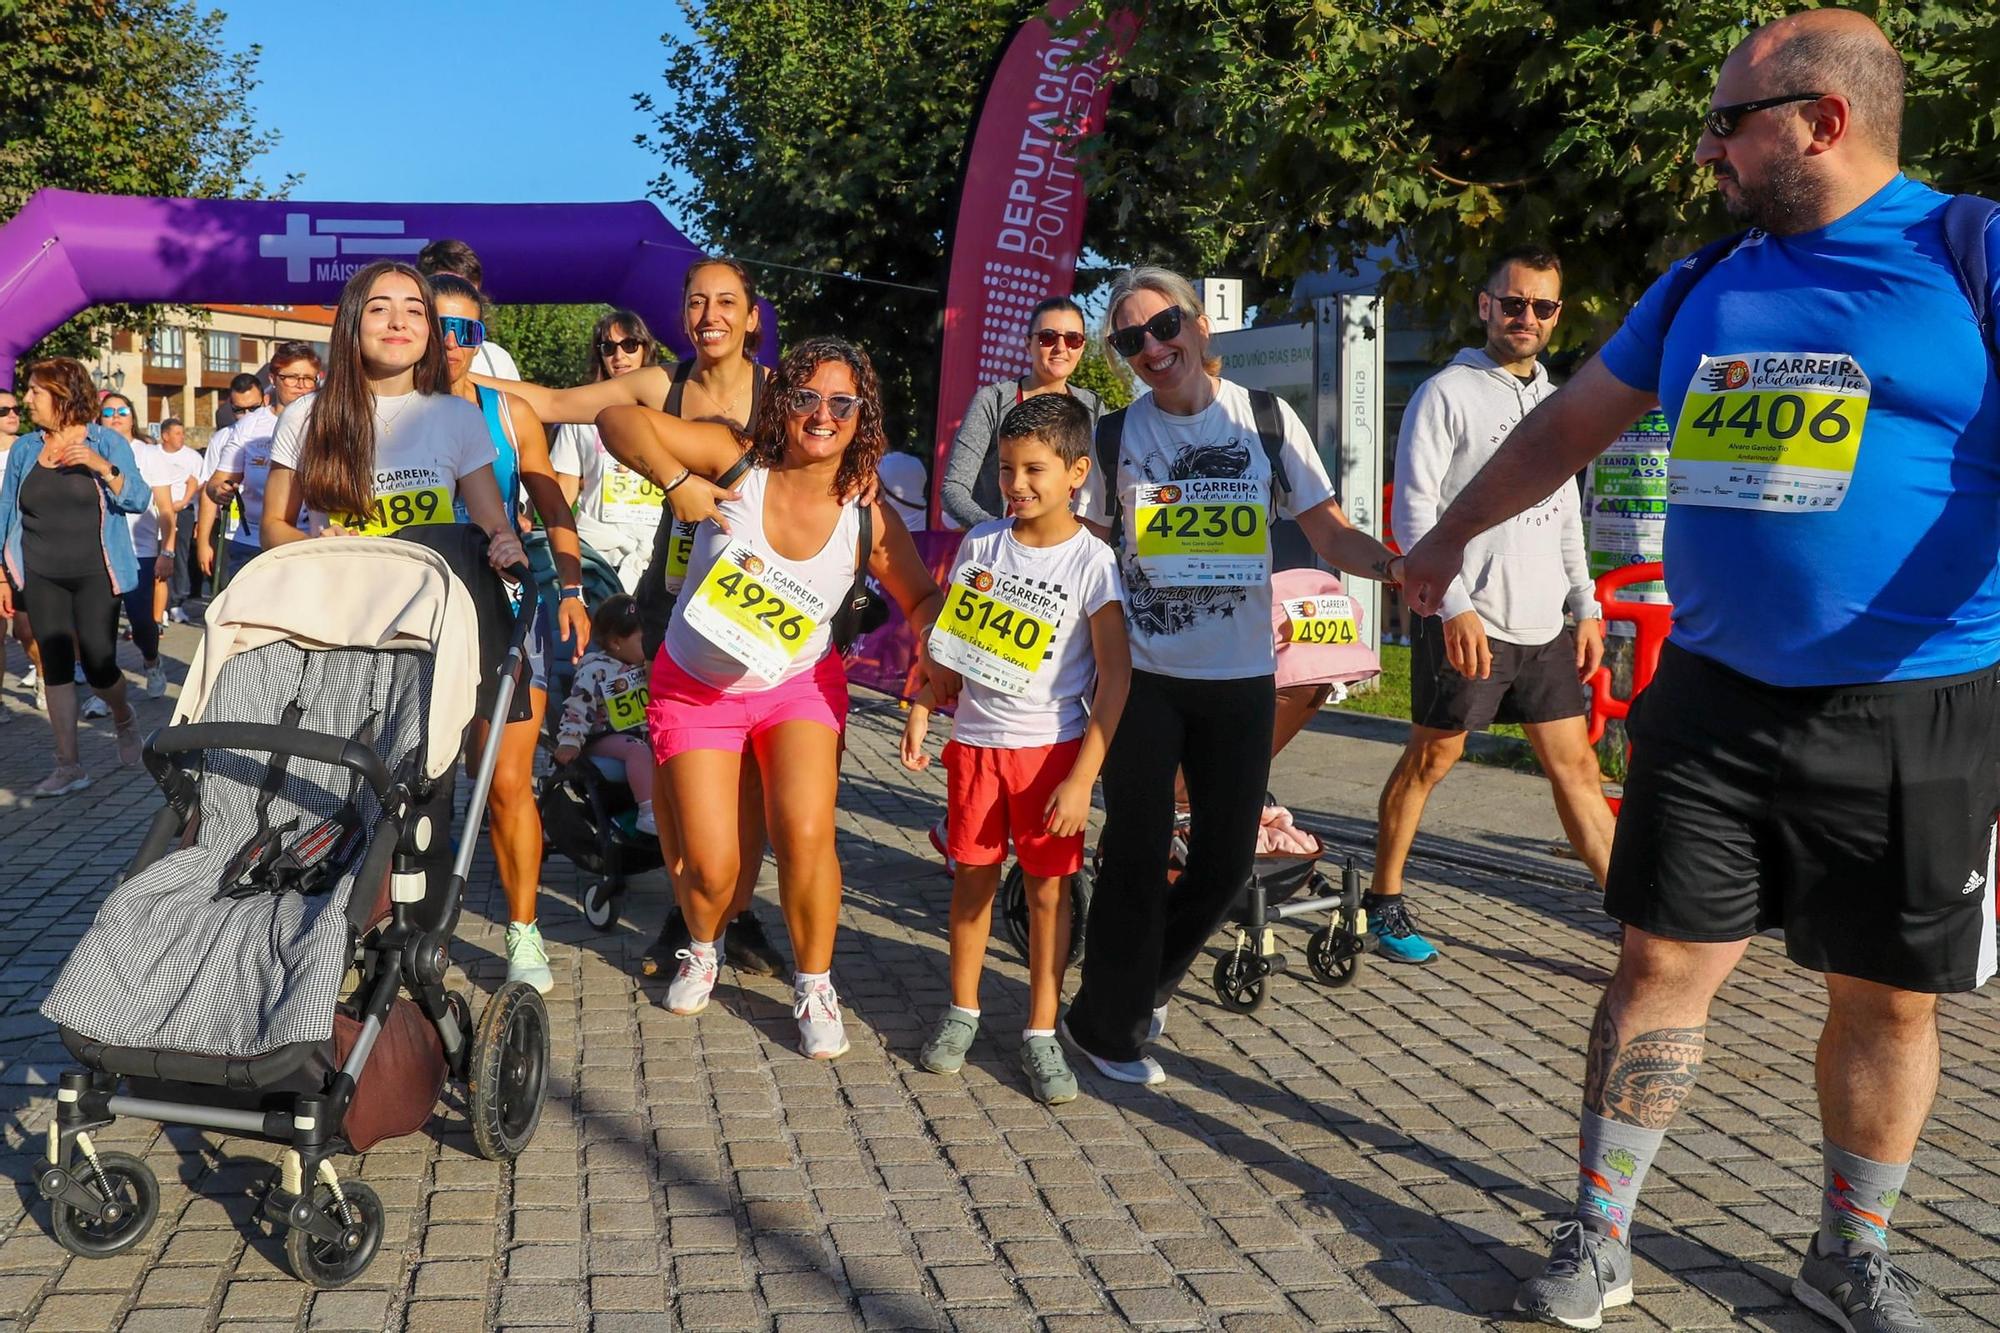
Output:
top-left (928, 564), bottom-right (1063, 697)
top-left (1668, 352), bottom-right (1869, 512)
top-left (1131, 477), bottom-right (1269, 585)
top-left (681, 540), bottom-right (830, 682)
top-left (333, 484), bottom-right (452, 535)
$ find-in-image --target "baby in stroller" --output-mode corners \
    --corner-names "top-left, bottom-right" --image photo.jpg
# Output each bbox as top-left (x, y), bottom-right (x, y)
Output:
top-left (33, 538), bottom-right (550, 1287)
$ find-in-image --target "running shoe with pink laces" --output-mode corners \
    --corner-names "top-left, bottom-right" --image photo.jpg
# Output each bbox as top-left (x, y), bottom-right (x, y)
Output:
top-left (666, 944), bottom-right (720, 1016)
top-left (794, 976), bottom-right (850, 1060)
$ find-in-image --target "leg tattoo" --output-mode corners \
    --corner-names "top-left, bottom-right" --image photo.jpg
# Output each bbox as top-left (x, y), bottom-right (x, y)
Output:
top-left (1595, 1025), bottom-right (1705, 1129)
top-left (1583, 1000), bottom-right (1617, 1112)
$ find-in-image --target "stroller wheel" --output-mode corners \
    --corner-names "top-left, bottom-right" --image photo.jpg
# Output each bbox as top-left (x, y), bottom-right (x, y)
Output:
top-left (469, 981), bottom-right (550, 1161)
top-left (1000, 862), bottom-right (1093, 969)
top-left (1212, 951), bottom-right (1268, 1014)
top-left (1306, 925), bottom-right (1365, 989)
top-left (49, 1150), bottom-right (158, 1258)
top-left (581, 881), bottom-right (620, 931)
top-left (283, 1178), bottom-right (383, 1288)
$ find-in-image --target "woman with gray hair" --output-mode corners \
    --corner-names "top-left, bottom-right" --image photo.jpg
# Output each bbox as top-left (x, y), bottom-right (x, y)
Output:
top-left (1062, 266), bottom-right (1404, 1086)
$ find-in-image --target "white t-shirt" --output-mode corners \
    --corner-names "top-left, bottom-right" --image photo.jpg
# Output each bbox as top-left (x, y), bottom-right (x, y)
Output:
top-left (269, 391), bottom-right (496, 535)
top-left (472, 341), bottom-right (520, 381)
top-left (939, 520), bottom-right (1123, 748)
top-left (1078, 379), bottom-right (1334, 679)
top-left (127, 440), bottom-right (204, 557)
top-left (211, 405), bottom-right (279, 546)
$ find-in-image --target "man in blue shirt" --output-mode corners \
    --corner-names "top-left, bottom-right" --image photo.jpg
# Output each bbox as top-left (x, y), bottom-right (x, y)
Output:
top-left (1405, 11), bottom-right (1989, 1332)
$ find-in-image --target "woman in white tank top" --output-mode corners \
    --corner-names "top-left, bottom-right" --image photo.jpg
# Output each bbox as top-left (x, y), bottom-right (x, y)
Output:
top-left (597, 336), bottom-right (945, 1060)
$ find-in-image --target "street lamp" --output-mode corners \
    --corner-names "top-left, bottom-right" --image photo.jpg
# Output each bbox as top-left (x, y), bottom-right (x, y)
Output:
top-left (109, 366), bottom-right (125, 392)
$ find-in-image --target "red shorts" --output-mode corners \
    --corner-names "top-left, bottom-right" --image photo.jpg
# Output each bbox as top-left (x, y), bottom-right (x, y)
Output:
top-left (647, 648), bottom-right (848, 760)
top-left (943, 738), bottom-right (1086, 877)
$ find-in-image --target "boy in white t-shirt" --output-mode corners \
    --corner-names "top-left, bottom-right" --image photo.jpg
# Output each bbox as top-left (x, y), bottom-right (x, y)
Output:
top-left (900, 395), bottom-right (1129, 1105)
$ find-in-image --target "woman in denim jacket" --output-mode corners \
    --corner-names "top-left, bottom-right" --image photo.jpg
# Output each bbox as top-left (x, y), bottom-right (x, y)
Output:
top-left (0, 358), bottom-right (152, 796)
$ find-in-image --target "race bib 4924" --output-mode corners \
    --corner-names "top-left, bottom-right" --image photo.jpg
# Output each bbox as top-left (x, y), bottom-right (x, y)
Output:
top-left (1668, 352), bottom-right (1869, 512)
top-left (1281, 594), bottom-right (1358, 646)
top-left (1131, 477), bottom-right (1268, 585)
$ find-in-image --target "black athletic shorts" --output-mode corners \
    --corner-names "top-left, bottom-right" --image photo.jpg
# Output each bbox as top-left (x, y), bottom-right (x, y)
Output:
top-left (1604, 641), bottom-right (2000, 994)
top-left (1410, 615), bottom-right (1588, 732)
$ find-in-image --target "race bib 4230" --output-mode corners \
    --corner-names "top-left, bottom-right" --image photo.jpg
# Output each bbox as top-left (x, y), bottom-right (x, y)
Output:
top-left (680, 540), bottom-right (830, 681)
top-left (1668, 352), bottom-right (1869, 512)
top-left (1131, 477), bottom-right (1269, 585)
top-left (927, 564), bottom-right (1063, 697)
top-left (333, 484), bottom-right (452, 535)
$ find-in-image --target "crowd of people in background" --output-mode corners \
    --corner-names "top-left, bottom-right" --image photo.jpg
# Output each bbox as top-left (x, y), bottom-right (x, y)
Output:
top-left (1, 13), bottom-right (1989, 1328)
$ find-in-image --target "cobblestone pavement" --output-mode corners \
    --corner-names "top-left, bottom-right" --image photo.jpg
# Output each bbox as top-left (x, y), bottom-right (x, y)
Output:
top-left (0, 629), bottom-right (1997, 1331)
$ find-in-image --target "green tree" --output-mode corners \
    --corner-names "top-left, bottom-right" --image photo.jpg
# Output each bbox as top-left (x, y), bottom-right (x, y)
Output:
top-left (1068, 339), bottom-right (1134, 409)
top-left (0, 0), bottom-right (290, 363)
top-left (487, 303), bottom-right (619, 390)
top-left (1063, 0), bottom-right (2000, 348)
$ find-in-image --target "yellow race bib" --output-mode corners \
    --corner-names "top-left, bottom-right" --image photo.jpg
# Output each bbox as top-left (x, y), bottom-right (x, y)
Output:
top-left (333, 484), bottom-right (452, 535)
top-left (1131, 477), bottom-right (1268, 584)
top-left (663, 520), bottom-right (698, 585)
top-left (1281, 595), bottom-right (1357, 645)
top-left (604, 677), bottom-right (651, 733)
top-left (602, 463), bottom-right (664, 524)
top-left (1668, 352), bottom-right (1869, 512)
top-left (680, 540), bottom-right (831, 681)
top-left (928, 565), bottom-right (1061, 697)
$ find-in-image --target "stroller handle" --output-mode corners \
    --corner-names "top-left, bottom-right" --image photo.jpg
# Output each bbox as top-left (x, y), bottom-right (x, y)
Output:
top-left (147, 724), bottom-right (395, 800)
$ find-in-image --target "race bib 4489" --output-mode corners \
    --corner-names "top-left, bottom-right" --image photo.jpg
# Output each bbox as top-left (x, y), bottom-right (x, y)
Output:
top-left (333, 484), bottom-right (452, 535)
top-left (1668, 352), bottom-right (1869, 512)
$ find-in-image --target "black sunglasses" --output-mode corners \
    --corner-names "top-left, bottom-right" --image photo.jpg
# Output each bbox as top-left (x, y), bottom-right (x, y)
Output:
top-left (598, 337), bottom-right (648, 357)
top-left (1704, 92), bottom-right (1824, 139)
top-left (1108, 306), bottom-right (1184, 359)
top-left (1488, 294), bottom-right (1562, 321)
top-left (0, 405), bottom-right (18, 415)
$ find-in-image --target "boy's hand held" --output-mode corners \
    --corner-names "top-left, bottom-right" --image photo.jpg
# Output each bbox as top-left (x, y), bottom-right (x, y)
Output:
top-left (1044, 775), bottom-right (1091, 838)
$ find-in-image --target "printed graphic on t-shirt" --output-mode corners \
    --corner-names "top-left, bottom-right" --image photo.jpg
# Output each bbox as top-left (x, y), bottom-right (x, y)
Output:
top-left (929, 562), bottom-right (1066, 697)
top-left (1120, 434), bottom-right (1269, 640)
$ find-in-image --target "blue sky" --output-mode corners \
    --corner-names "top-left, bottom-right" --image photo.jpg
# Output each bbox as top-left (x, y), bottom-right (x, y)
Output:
top-left (219, 2), bottom-right (698, 227)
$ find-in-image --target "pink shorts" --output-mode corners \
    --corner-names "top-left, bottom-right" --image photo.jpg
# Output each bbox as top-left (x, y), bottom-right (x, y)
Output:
top-left (646, 648), bottom-right (849, 760)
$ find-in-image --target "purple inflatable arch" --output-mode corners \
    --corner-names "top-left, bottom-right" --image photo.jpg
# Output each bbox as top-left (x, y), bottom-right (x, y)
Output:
top-left (0, 189), bottom-right (775, 380)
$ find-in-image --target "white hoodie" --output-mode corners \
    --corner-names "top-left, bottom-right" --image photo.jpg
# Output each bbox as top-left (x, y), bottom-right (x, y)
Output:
top-left (1393, 347), bottom-right (1599, 646)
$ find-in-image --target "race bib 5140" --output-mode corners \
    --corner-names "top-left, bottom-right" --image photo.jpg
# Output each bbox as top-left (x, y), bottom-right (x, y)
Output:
top-left (1131, 477), bottom-right (1268, 585)
top-left (1281, 594), bottom-right (1357, 646)
top-left (604, 674), bottom-right (651, 733)
top-left (681, 540), bottom-right (830, 681)
top-left (928, 564), bottom-right (1063, 697)
top-left (602, 463), bottom-right (664, 523)
top-left (1668, 352), bottom-right (1869, 512)
top-left (333, 484), bottom-right (452, 536)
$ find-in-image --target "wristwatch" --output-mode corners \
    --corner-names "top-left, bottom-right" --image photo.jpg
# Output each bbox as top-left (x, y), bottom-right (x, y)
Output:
top-left (559, 586), bottom-right (585, 602)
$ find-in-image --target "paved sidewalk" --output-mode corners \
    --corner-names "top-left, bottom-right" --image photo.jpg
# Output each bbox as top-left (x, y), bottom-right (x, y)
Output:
top-left (0, 631), bottom-right (1996, 1331)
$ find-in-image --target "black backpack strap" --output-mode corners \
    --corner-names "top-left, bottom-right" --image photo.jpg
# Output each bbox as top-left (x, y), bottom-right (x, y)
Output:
top-left (717, 449), bottom-right (755, 490)
top-left (829, 500), bottom-right (875, 653)
top-left (663, 359), bottom-right (695, 417)
top-left (1092, 408), bottom-right (1127, 541)
top-left (1244, 387), bottom-right (1292, 506)
top-left (1941, 193), bottom-right (2000, 367)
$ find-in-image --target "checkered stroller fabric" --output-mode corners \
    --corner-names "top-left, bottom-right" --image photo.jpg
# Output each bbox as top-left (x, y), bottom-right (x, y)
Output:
top-left (40, 641), bottom-right (432, 1058)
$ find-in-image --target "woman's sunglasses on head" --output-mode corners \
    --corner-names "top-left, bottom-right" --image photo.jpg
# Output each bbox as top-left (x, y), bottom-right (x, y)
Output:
top-left (1033, 329), bottom-right (1086, 350)
top-left (1108, 306), bottom-right (1184, 358)
top-left (437, 315), bottom-right (485, 348)
top-left (599, 337), bottom-right (648, 357)
top-left (787, 388), bottom-right (862, 421)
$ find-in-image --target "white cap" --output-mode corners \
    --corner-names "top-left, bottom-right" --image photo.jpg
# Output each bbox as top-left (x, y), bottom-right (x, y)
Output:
top-left (877, 452), bottom-right (929, 531)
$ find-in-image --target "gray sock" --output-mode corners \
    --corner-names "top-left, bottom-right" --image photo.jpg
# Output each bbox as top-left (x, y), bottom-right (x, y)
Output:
top-left (1574, 1110), bottom-right (1663, 1246)
top-left (1819, 1141), bottom-right (1908, 1257)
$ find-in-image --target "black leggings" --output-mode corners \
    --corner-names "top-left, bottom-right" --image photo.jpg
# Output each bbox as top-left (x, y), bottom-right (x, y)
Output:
top-left (121, 578), bottom-right (161, 664)
top-left (1067, 669), bottom-right (1276, 1063)
top-left (21, 570), bottom-right (122, 690)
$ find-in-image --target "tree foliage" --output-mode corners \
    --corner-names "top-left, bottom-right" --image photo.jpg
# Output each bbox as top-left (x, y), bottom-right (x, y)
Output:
top-left (0, 0), bottom-right (288, 363)
top-left (1064, 0), bottom-right (2000, 350)
top-left (487, 303), bottom-right (615, 390)
top-left (1068, 340), bottom-right (1134, 410)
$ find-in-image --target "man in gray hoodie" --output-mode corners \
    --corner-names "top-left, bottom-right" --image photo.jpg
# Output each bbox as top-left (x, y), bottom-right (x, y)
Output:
top-left (1371, 245), bottom-right (1613, 963)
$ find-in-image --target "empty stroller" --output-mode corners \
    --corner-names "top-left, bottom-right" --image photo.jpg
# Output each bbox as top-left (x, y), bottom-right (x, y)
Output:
top-left (35, 538), bottom-right (550, 1287)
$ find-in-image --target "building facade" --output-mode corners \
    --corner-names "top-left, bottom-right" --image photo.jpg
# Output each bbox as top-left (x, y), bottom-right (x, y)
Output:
top-left (91, 304), bottom-right (332, 442)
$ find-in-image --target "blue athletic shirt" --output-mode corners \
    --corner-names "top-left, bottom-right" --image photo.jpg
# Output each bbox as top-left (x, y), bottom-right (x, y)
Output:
top-left (1598, 174), bottom-right (2000, 686)
top-left (454, 384), bottom-right (520, 526)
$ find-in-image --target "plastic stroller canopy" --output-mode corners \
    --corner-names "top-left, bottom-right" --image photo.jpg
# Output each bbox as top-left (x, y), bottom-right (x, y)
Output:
top-left (174, 539), bottom-right (482, 780)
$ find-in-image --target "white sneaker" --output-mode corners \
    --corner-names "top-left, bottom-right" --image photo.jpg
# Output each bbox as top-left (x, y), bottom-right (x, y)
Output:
top-left (635, 801), bottom-right (658, 835)
top-left (144, 665), bottom-right (167, 698)
top-left (80, 695), bottom-right (111, 719)
top-left (33, 680), bottom-right (45, 711)
top-left (1059, 1016), bottom-right (1165, 1086)
top-left (794, 977), bottom-right (850, 1060)
top-left (169, 606), bottom-right (189, 624)
top-left (1148, 1003), bottom-right (1169, 1043)
top-left (504, 921), bottom-right (554, 995)
top-left (666, 945), bottom-right (720, 1015)
top-left (20, 664), bottom-right (37, 691)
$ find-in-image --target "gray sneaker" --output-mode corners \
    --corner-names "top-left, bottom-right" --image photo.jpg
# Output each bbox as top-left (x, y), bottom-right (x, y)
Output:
top-left (919, 1012), bottom-right (978, 1074)
top-left (1020, 1035), bottom-right (1077, 1104)
top-left (1793, 1246), bottom-right (1930, 1333)
top-left (1514, 1221), bottom-right (1634, 1330)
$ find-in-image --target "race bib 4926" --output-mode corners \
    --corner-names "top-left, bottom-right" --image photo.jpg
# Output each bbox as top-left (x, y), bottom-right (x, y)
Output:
top-left (1668, 352), bottom-right (1869, 512)
top-left (1131, 477), bottom-right (1268, 585)
top-left (927, 564), bottom-right (1062, 697)
top-left (680, 540), bottom-right (829, 681)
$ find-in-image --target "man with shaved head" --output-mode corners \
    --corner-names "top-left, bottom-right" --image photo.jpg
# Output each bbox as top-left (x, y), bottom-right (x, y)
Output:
top-left (1404, 11), bottom-right (1994, 1332)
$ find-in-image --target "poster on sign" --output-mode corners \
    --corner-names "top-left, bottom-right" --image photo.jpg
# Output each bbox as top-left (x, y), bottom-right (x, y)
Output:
top-left (1586, 410), bottom-right (1670, 632)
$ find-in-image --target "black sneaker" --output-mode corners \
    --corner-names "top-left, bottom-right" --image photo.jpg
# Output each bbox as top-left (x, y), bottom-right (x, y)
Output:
top-left (641, 906), bottom-right (692, 978)
top-left (725, 907), bottom-right (787, 977)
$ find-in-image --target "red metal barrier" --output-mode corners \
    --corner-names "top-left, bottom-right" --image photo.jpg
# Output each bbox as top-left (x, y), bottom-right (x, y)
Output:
top-left (1586, 562), bottom-right (1671, 814)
